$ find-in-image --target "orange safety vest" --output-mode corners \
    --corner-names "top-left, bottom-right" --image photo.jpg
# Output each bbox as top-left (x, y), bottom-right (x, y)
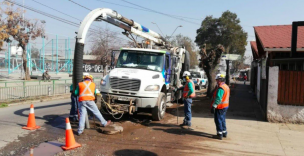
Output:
top-left (183, 80), bottom-right (196, 98)
top-left (78, 81), bottom-right (95, 102)
top-left (211, 83), bottom-right (230, 109)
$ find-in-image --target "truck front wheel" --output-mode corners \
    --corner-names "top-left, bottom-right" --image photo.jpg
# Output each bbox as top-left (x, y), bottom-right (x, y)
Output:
top-left (152, 93), bottom-right (166, 121)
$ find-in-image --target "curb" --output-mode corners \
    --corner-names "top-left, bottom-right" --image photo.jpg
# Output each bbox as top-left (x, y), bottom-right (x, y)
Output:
top-left (8, 95), bottom-right (71, 107)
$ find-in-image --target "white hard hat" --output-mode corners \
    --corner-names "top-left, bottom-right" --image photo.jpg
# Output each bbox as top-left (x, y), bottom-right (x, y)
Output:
top-left (215, 74), bottom-right (225, 80)
top-left (183, 71), bottom-right (191, 77)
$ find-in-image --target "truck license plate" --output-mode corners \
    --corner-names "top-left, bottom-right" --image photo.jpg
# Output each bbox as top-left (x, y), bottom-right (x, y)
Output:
top-left (118, 97), bottom-right (129, 101)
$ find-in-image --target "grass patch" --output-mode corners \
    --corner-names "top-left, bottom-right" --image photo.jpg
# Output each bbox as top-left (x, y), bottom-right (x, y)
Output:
top-left (0, 103), bottom-right (8, 108)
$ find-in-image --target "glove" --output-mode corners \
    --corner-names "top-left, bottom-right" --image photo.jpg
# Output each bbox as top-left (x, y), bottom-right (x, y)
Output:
top-left (211, 107), bottom-right (215, 114)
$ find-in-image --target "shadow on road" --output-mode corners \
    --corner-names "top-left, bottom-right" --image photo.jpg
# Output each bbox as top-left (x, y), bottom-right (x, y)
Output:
top-left (114, 149), bottom-right (157, 156)
top-left (152, 127), bottom-right (215, 139)
top-left (13, 102), bottom-right (70, 129)
top-left (14, 102), bottom-right (69, 119)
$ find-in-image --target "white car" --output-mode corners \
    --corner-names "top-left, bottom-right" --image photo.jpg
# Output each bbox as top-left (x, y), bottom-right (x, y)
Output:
top-left (190, 71), bottom-right (208, 90)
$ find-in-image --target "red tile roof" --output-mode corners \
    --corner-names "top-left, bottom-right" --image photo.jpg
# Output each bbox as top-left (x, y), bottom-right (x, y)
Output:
top-left (254, 25), bottom-right (304, 49)
top-left (250, 41), bottom-right (258, 53)
top-left (250, 41), bottom-right (259, 59)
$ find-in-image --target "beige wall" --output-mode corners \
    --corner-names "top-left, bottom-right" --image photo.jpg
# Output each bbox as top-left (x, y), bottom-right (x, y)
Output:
top-left (267, 66), bottom-right (304, 123)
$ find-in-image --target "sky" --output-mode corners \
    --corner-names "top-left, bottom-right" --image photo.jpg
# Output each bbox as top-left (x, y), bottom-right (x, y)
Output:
top-left (4, 0), bottom-right (304, 58)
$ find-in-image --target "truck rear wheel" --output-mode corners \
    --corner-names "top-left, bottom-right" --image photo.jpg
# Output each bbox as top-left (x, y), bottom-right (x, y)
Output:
top-left (152, 93), bottom-right (166, 121)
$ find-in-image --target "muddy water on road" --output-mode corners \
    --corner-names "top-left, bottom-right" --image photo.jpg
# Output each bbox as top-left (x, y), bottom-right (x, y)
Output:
top-left (2, 90), bottom-right (220, 156)
top-left (56, 90), bottom-right (219, 156)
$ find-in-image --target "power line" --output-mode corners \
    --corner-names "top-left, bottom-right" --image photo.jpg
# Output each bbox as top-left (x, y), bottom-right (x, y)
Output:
top-left (69, 0), bottom-right (200, 25)
top-left (96, 0), bottom-right (203, 21)
top-left (6, 0), bottom-right (80, 27)
top-left (32, 0), bottom-right (82, 21)
top-left (120, 0), bottom-right (200, 25)
top-left (68, 0), bottom-right (91, 11)
top-left (5, 0), bottom-right (128, 42)
top-left (31, 0), bottom-right (106, 32)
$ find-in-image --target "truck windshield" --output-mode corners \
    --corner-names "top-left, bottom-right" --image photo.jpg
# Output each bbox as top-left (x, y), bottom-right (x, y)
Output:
top-left (116, 50), bottom-right (164, 72)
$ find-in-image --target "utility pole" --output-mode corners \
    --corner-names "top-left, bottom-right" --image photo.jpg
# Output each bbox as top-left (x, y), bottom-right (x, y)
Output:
top-left (169, 25), bottom-right (182, 39)
top-left (151, 22), bottom-right (164, 37)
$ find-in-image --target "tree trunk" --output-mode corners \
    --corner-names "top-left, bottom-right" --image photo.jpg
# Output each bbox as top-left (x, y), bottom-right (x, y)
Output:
top-left (205, 67), bottom-right (217, 97)
top-left (226, 60), bottom-right (230, 85)
top-left (199, 44), bottom-right (225, 98)
top-left (22, 48), bottom-right (31, 80)
top-left (225, 45), bottom-right (231, 85)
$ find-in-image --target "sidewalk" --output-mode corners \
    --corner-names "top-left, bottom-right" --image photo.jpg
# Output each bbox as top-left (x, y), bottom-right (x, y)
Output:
top-left (169, 83), bottom-right (304, 156)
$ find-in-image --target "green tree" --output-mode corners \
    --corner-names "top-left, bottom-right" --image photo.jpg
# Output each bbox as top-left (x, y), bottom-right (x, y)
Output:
top-left (195, 11), bottom-right (247, 97)
top-left (171, 34), bottom-right (198, 69)
top-left (0, 1), bottom-right (45, 80)
top-left (196, 11), bottom-right (247, 55)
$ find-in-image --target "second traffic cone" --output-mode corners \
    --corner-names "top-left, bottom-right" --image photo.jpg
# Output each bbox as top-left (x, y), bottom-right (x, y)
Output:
top-left (61, 118), bottom-right (81, 150)
top-left (30, 147), bottom-right (34, 156)
top-left (22, 104), bottom-right (40, 130)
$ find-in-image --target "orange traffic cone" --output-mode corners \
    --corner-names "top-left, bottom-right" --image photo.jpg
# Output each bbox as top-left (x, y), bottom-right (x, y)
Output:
top-left (30, 147), bottom-right (34, 156)
top-left (61, 118), bottom-right (81, 150)
top-left (22, 104), bottom-right (40, 130)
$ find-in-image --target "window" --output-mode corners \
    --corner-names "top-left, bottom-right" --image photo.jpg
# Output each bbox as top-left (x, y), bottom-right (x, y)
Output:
top-left (116, 50), bottom-right (164, 72)
top-left (165, 55), bottom-right (169, 70)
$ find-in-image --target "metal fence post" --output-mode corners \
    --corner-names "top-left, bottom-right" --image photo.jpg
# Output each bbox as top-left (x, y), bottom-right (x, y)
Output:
top-left (65, 85), bottom-right (68, 94)
top-left (23, 81), bottom-right (26, 97)
top-left (53, 80), bottom-right (55, 96)
top-left (48, 86), bottom-right (51, 96)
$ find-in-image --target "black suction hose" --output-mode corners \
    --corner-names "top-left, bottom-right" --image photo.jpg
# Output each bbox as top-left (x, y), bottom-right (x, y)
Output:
top-left (72, 40), bottom-right (84, 92)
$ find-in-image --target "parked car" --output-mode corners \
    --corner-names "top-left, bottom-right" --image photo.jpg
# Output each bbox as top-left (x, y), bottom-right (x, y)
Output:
top-left (190, 71), bottom-right (208, 90)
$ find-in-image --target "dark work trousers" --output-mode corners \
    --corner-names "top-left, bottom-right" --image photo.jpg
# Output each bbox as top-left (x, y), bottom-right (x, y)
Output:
top-left (214, 107), bottom-right (228, 134)
top-left (183, 98), bottom-right (193, 126)
top-left (70, 94), bottom-right (79, 119)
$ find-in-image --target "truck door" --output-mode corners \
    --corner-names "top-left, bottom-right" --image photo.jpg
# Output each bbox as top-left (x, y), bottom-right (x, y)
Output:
top-left (165, 53), bottom-right (171, 84)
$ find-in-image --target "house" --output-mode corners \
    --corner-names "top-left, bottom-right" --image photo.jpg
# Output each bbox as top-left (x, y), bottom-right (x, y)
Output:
top-left (250, 24), bottom-right (304, 123)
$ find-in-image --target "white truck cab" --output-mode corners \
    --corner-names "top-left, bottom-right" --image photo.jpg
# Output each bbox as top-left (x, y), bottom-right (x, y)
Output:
top-left (100, 48), bottom-right (189, 120)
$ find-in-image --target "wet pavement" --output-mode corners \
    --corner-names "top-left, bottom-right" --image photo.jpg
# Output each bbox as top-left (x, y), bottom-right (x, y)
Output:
top-left (0, 89), bottom-right (214, 156)
top-left (2, 84), bottom-right (290, 156)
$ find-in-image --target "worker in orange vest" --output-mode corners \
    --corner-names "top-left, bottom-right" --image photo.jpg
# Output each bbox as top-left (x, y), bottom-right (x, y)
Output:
top-left (75, 75), bottom-right (111, 136)
top-left (179, 71), bottom-right (196, 128)
top-left (210, 74), bottom-right (230, 140)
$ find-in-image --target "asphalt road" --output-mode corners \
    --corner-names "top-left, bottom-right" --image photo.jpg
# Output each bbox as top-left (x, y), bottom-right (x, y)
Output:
top-left (0, 99), bottom-right (71, 150)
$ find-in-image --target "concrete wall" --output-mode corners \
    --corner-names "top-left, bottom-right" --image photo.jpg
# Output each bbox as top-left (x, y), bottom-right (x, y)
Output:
top-left (267, 66), bottom-right (304, 123)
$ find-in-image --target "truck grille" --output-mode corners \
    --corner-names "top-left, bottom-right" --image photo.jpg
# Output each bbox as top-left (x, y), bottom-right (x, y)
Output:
top-left (110, 77), bottom-right (141, 91)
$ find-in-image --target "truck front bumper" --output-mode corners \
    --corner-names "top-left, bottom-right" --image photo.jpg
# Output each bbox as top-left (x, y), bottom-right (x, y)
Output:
top-left (101, 93), bottom-right (158, 109)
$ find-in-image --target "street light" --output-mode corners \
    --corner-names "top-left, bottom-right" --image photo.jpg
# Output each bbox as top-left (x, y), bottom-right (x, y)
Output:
top-left (151, 22), bottom-right (164, 37)
top-left (169, 25), bottom-right (182, 39)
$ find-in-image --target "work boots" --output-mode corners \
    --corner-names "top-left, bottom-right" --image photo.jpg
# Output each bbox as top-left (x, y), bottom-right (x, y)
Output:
top-left (223, 132), bottom-right (228, 138)
top-left (217, 133), bottom-right (223, 140)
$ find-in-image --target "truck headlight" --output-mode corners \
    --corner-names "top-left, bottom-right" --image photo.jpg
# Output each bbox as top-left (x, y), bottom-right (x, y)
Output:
top-left (101, 80), bottom-right (107, 86)
top-left (145, 85), bottom-right (160, 91)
